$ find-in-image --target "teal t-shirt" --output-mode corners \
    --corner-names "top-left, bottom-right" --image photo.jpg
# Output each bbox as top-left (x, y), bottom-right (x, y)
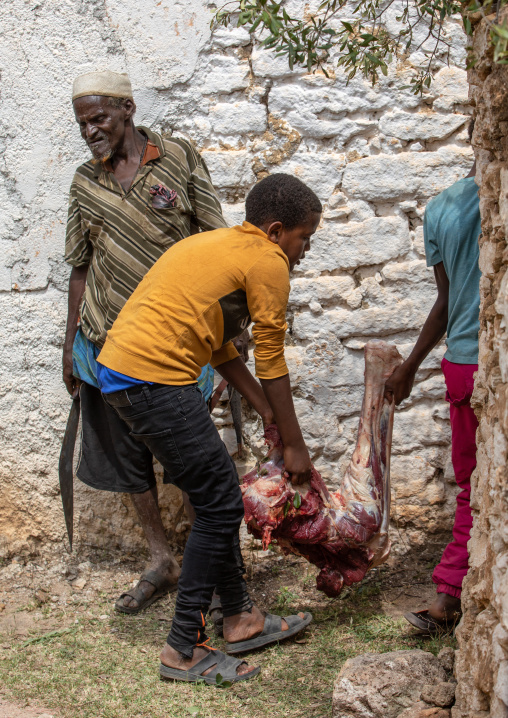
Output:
top-left (424, 176), bottom-right (481, 364)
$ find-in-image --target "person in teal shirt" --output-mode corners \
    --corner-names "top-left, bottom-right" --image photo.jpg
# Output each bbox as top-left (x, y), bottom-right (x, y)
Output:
top-left (386, 120), bottom-right (480, 634)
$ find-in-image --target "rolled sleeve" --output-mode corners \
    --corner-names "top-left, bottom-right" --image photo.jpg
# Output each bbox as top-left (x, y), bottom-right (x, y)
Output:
top-left (64, 179), bottom-right (92, 267)
top-left (247, 250), bottom-right (290, 380)
top-left (210, 341), bottom-right (239, 368)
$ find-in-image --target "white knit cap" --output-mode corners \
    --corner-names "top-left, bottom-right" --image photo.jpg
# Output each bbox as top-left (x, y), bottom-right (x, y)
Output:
top-left (72, 70), bottom-right (133, 101)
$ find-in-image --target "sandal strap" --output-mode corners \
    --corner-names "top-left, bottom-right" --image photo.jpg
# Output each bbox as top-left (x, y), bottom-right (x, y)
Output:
top-left (117, 583), bottom-right (154, 603)
top-left (284, 614), bottom-right (304, 629)
top-left (261, 613), bottom-right (282, 636)
top-left (188, 649), bottom-right (244, 680)
top-left (140, 570), bottom-right (173, 591)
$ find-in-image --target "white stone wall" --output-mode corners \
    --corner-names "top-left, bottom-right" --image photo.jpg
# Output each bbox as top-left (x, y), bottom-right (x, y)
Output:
top-left (0, 0), bottom-right (473, 557)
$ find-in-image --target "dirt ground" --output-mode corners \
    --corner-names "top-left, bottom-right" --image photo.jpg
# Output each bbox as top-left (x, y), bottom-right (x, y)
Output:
top-left (0, 535), bottom-right (450, 718)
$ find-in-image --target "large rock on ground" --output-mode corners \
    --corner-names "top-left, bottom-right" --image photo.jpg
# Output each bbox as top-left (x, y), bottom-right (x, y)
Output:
top-left (332, 650), bottom-right (447, 718)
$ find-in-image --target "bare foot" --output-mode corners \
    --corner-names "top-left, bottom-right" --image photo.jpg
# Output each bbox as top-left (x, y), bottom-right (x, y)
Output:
top-left (160, 643), bottom-right (256, 677)
top-left (120, 558), bottom-right (180, 610)
top-left (223, 605), bottom-right (306, 644)
top-left (428, 592), bottom-right (461, 622)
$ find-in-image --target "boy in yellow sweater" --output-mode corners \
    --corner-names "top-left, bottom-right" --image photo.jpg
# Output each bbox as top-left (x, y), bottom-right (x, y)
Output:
top-left (97, 173), bottom-right (321, 684)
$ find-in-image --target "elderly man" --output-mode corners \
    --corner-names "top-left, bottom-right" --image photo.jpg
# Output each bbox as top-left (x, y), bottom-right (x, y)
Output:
top-left (63, 70), bottom-right (226, 613)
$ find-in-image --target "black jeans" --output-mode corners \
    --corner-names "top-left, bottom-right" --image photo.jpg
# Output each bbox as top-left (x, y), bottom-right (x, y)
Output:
top-left (103, 383), bottom-right (253, 657)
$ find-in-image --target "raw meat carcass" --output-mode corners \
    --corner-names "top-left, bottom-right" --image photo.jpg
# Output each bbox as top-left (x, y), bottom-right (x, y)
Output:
top-left (242, 340), bottom-right (402, 597)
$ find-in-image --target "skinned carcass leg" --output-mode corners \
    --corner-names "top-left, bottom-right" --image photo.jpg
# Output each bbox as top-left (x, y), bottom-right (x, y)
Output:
top-left (242, 340), bottom-right (402, 597)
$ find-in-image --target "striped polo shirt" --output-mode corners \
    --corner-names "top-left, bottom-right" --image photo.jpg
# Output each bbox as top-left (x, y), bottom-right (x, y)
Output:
top-left (65, 126), bottom-right (226, 348)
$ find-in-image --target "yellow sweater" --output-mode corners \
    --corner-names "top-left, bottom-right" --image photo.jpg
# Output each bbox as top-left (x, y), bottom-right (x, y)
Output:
top-left (97, 222), bottom-right (290, 384)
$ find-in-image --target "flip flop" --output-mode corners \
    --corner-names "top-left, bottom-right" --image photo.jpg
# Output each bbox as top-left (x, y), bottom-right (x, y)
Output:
top-left (225, 612), bottom-right (313, 654)
top-left (115, 569), bottom-right (178, 615)
top-left (209, 594), bottom-right (224, 637)
top-left (159, 648), bottom-right (260, 684)
top-left (404, 609), bottom-right (461, 635)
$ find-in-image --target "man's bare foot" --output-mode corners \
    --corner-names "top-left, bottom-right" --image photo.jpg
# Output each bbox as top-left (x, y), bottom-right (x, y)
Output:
top-left (120, 558), bottom-right (180, 610)
top-left (160, 643), bottom-right (256, 677)
top-left (428, 592), bottom-right (461, 622)
top-left (223, 605), bottom-right (306, 644)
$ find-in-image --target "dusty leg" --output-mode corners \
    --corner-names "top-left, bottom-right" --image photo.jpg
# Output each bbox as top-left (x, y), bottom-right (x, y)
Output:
top-left (121, 485), bottom-right (180, 609)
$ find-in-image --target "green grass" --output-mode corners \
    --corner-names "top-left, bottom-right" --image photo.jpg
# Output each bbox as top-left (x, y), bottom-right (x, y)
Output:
top-left (0, 566), bottom-right (456, 718)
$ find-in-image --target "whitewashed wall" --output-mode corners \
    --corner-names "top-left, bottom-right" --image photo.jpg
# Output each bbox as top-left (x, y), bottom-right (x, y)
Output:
top-left (0, 0), bottom-right (473, 557)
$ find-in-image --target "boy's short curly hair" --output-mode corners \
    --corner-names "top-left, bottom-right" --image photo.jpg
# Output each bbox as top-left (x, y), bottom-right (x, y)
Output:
top-left (245, 173), bottom-right (322, 230)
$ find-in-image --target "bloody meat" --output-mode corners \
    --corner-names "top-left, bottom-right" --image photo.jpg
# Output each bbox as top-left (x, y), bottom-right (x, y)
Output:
top-left (242, 340), bottom-right (403, 597)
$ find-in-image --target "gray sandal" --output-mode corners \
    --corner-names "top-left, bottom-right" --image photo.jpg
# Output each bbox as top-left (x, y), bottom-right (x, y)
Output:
top-left (115, 569), bottom-right (178, 615)
top-left (225, 612), bottom-right (313, 654)
top-left (159, 649), bottom-right (260, 684)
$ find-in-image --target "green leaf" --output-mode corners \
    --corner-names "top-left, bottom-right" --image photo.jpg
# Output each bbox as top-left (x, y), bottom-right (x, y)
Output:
top-left (341, 21), bottom-right (354, 32)
top-left (293, 491), bottom-right (302, 509)
top-left (215, 672), bottom-right (233, 688)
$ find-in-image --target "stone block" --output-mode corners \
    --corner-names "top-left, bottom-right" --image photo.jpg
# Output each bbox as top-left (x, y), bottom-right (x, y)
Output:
top-left (390, 454), bottom-right (439, 499)
top-left (421, 682), bottom-right (457, 707)
top-left (332, 649), bottom-right (447, 718)
top-left (311, 216), bottom-right (410, 272)
top-left (294, 296), bottom-right (428, 343)
top-left (201, 150), bottom-right (255, 189)
top-left (269, 85), bottom-right (379, 139)
top-left (208, 101), bottom-right (266, 135)
top-left (277, 150), bottom-right (346, 200)
top-left (392, 407), bottom-right (450, 451)
top-left (251, 45), bottom-right (305, 78)
top-left (195, 55), bottom-right (250, 94)
top-left (380, 111), bottom-right (468, 142)
top-left (342, 148), bottom-right (473, 202)
top-left (409, 375), bottom-right (446, 402)
top-left (382, 259), bottom-right (433, 284)
top-left (432, 67), bottom-right (469, 111)
top-left (210, 26), bottom-right (251, 48)
top-left (290, 275), bottom-right (356, 307)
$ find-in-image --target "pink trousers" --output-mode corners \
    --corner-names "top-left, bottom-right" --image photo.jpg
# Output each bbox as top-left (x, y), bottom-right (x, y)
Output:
top-left (432, 357), bottom-right (478, 598)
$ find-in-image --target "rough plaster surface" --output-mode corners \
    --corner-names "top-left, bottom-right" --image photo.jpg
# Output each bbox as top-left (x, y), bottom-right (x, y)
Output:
top-left (453, 9), bottom-right (508, 717)
top-left (0, 0), bottom-right (473, 558)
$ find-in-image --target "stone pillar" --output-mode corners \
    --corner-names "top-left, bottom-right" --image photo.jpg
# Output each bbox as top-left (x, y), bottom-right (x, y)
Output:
top-left (454, 8), bottom-right (508, 717)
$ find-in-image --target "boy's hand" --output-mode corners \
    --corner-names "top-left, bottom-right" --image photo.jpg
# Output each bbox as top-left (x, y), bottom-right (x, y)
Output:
top-left (283, 444), bottom-right (312, 486)
top-left (385, 362), bottom-right (416, 405)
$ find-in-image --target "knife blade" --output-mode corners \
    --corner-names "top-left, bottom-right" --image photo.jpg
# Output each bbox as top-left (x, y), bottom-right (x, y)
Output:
top-left (58, 396), bottom-right (80, 551)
